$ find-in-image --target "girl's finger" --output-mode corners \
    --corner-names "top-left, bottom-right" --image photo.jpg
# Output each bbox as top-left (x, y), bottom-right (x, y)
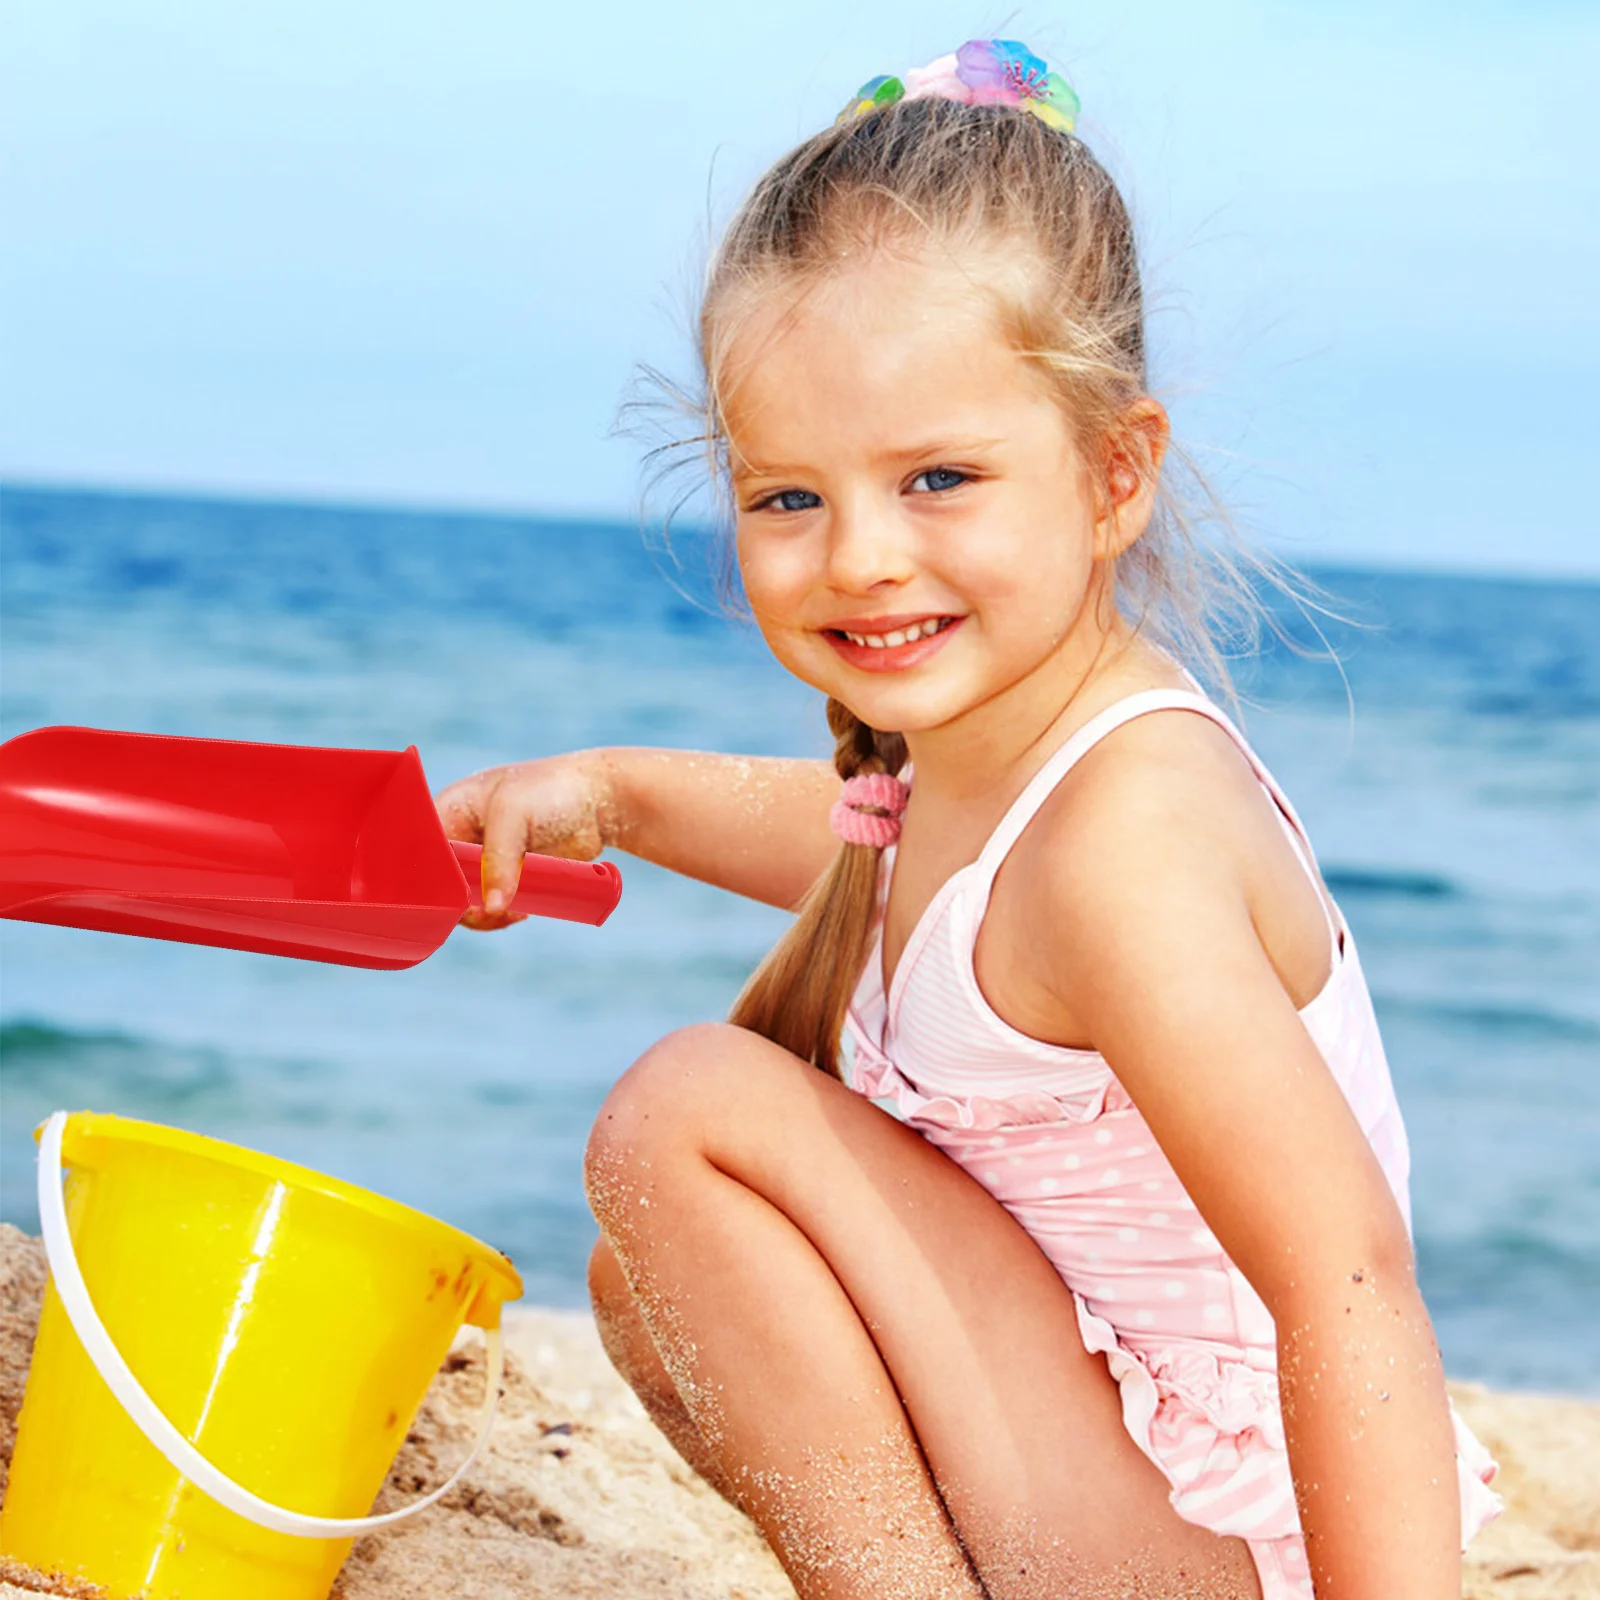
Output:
top-left (459, 906), bottom-right (529, 933)
top-left (478, 802), bottom-right (532, 917)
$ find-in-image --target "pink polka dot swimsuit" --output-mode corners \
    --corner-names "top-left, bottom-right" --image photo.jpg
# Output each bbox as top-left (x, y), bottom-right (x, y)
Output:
top-left (842, 689), bottom-right (1502, 1598)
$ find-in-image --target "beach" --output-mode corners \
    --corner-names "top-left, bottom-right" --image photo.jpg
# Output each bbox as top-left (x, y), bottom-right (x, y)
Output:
top-left (2, 1226), bottom-right (1596, 1600)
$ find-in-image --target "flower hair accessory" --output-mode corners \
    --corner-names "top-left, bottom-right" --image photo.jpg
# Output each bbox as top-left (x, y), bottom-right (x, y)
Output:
top-left (830, 772), bottom-right (910, 849)
top-left (837, 40), bottom-right (1080, 133)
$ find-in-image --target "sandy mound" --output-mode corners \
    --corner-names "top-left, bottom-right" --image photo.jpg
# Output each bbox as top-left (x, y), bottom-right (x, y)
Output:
top-left (1, 1223), bottom-right (1595, 1597)
top-left (0, 1223), bottom-right (784, 1600)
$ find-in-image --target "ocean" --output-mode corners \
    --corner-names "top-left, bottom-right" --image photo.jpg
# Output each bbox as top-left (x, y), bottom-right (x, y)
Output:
top-left (2, 484), bottom-right (1596, 1394)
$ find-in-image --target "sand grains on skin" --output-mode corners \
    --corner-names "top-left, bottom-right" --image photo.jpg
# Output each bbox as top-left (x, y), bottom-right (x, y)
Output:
top-left (0, 1226), bottom-right (1597, 1598)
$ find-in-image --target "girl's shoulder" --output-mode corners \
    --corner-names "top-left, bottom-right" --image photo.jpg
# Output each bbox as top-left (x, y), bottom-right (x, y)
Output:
top-left (1012, 686), bottom-right (1270, 882)
top-left (996, 696), bottom-right (1339, 1022)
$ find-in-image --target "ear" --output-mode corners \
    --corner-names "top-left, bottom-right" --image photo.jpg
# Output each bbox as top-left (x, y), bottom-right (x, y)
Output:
top-left (1093, 396), bottom-right (1171, 561)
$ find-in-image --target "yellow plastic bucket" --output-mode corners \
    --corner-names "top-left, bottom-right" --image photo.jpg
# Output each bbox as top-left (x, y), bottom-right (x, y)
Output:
top-left (0, 1110), bottom-right (522, 1600)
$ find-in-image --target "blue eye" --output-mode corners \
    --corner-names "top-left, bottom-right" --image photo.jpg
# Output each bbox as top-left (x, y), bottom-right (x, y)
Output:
top-left (763, 488), bottom-right (822, 513)
top-left (911, 468), bottom-right (967, 493)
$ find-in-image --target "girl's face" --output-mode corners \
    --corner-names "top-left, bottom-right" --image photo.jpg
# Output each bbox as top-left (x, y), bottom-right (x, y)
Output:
top-left (722, 250), bottom-right (1154, 747)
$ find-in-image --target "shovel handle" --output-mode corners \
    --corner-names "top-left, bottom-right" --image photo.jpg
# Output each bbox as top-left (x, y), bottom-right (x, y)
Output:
top-left (449, 839), bottom-right (621, 927)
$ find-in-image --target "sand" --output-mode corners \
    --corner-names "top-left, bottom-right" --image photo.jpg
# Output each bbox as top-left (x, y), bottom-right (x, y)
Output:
top-left (0, 1223), bottom-right (1595, 1598)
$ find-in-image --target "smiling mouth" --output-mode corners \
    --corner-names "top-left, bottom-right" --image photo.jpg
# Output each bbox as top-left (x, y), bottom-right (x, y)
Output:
top-left (826, 616), bottom-right (958, 650)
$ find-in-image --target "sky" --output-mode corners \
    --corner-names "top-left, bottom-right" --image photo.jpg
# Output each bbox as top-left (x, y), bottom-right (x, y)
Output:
top-left (2, 1), bottom-right (1596, 578)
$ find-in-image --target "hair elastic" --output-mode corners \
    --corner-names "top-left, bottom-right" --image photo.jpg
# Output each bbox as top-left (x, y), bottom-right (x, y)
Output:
top-left (837, 39), bottom-right (1079, 132)
top-left (831, 772), bottom-right (911, 849)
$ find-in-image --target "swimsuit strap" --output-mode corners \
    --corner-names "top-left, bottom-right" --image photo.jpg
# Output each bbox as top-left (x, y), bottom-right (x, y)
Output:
top-left (971, 689), bottom-right (1345, 961)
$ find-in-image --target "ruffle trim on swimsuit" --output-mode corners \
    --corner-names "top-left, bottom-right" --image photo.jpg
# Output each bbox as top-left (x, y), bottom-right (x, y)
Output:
top-left (1074, 1295), bottom-right (1299, 1540)
top-left (1453, 1410), bottom-right (1507, 1536)
top-left (848, 1032), bottom-right (1134, 1130)
top-left (1072, 1295), bottom-right (1505, 1546)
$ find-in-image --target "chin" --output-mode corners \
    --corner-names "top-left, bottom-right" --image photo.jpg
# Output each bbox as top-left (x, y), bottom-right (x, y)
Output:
top-left (835, 684), bottom-right (973, 737)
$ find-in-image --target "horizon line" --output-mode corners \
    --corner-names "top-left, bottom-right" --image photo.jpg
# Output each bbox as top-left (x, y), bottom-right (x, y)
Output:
top-left (3, 474), bottom-right (1597, 591)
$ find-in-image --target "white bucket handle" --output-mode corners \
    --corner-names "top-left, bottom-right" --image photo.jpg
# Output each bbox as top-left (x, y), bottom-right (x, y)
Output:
top-left (37, 1109), bottom-right (502, 1539)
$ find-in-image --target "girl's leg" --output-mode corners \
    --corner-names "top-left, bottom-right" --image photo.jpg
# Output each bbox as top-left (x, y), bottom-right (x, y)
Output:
top-left (585, 1022), bottom-right (1262, 1600)
top-left (588, 1235), bottom-right (742, 1505)
top-left (588, 1039), bottom-right (986, 1598)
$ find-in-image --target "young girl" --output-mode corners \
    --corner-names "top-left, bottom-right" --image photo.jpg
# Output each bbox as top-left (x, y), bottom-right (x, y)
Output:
top-left (437, 42), bottom-right (1501, 1599)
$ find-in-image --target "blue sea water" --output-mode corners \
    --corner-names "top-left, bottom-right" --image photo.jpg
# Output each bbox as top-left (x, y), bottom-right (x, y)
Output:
top-left (2, 484), bottom-right (1596, 1394)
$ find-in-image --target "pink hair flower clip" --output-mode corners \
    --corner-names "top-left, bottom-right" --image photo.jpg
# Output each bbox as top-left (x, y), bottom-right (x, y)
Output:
top-left (838, 39), bottom-right (1080, 133)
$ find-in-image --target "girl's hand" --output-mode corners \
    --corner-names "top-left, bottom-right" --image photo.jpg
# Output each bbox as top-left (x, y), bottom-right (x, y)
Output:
top-left (435, 751), bottom-right (615, 929)
top-left (441, 746), bottom-right (838, 916)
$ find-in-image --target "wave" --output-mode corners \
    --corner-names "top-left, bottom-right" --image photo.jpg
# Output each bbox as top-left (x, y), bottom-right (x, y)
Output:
top-left (2, 1017), bottom-right (231, 1083)
top-left (1, 1019), bottom-right (133, 1055)
top-left (0, 1017), bottom-right (353, 1124)
top-left (1324, 866), bottom-right (1460, 901)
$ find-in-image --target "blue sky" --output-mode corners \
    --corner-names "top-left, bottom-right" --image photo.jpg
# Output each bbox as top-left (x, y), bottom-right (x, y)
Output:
top-left (2, 1), bottom-right (1595, 576)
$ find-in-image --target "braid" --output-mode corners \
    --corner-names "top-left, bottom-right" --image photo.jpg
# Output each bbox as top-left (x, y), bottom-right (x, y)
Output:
top-left (727, 700), bottom-right (904, 1077)
top-left (828, 697), bottom-right (907, 782)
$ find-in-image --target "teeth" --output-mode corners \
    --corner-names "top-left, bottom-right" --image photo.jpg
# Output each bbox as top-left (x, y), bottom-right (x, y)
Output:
top-left (843, 617), bottom-right (948, 648)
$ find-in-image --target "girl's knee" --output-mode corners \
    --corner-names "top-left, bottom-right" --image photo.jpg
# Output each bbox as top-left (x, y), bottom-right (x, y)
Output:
top-left (583, 1021), bottom-right (743, 1222)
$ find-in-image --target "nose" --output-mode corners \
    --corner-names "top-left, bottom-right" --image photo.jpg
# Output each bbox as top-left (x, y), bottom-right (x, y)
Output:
top-left (825, 499), bottom-right (915, 594)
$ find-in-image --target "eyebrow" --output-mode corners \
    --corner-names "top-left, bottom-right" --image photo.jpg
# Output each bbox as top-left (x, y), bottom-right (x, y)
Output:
top-left (731, 437), bottom-right (1005, 480)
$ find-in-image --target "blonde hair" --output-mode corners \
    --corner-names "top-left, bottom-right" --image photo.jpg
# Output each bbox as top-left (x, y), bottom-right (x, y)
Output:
top-left (655, 97), bottom-right (1308, 1077)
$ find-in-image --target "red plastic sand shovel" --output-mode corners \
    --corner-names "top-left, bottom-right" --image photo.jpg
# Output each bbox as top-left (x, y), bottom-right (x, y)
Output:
top-left (0, 726), bottom-right (621, 970)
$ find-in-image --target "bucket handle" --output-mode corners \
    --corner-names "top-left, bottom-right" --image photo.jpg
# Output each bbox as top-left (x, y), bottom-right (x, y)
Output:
top-left (37, 1109), bottom-right (503, 1539)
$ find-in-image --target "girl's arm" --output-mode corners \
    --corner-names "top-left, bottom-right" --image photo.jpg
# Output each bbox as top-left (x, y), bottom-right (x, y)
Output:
top-left (1033, 754), bottom-right (1460, 1599)
top-left (436, 747), bottom-right (842, 915)
top-left (599, 747), bottom-right (843, 908)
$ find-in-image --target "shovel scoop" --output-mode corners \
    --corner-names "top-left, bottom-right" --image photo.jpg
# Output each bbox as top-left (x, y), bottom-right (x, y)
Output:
top-left (0, 726), bottom-right (621, 970)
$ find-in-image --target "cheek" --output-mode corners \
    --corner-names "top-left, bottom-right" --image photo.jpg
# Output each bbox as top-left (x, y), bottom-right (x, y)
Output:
top-left (735, 527), bottom-right (814, 624)
top-left (950, 525), bottom-right (1094, 636)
